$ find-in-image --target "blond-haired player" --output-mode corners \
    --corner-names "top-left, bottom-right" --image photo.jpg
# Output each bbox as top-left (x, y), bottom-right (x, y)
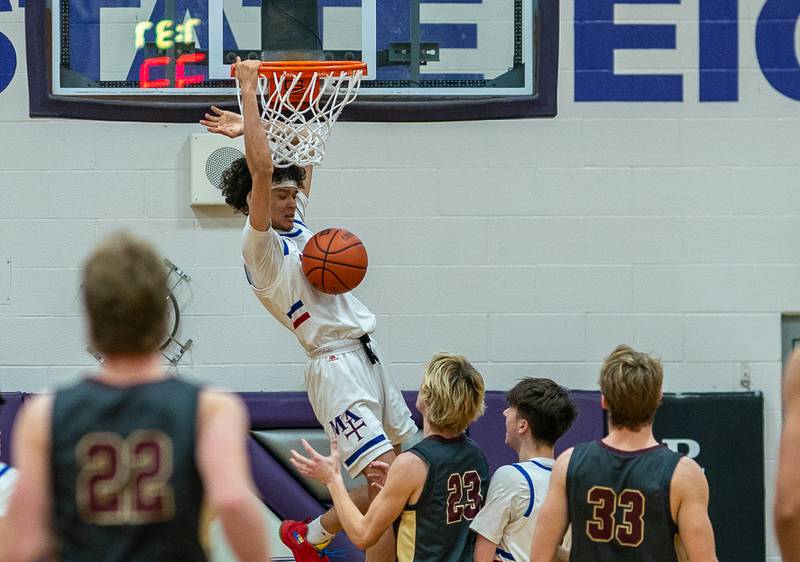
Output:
top-left (290, 352), bottom-right (489, 561)
top-left (0, 232), bottom-right (268, 562)
top-left (531, 344), bottom-right (716, 562)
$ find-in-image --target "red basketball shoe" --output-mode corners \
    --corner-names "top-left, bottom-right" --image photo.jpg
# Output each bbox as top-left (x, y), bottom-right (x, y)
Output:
top-left (279, 519), bottom-right (330, 561)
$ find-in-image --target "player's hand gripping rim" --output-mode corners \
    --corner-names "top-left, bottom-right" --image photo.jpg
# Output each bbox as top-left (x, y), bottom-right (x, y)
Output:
top-left (234, 57), bottom-right (261, 90)
top-left (290, 438), bottom-right (342, 485)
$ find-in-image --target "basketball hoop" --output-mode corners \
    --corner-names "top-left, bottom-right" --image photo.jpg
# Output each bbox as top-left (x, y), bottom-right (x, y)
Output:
top-left (231, 61), bottom-right (367, 168)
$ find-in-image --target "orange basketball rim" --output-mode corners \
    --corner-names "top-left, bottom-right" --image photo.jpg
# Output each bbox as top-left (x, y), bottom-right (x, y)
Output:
top-left (230, 60), bottom-right (368, 168)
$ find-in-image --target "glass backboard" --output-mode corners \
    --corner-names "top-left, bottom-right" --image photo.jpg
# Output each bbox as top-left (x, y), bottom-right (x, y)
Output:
top-left (29, 0), bottom-right (557, 121)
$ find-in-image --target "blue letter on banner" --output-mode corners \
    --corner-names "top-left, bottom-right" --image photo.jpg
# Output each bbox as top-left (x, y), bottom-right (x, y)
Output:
top-left (0, 32), bottom-right (16, 94)
top-left (699, 0), bottom-right (738, 101)
top-left (574, 0), bottom-right (682, 102)
top-left (756, 0), bottom-right (800, 101)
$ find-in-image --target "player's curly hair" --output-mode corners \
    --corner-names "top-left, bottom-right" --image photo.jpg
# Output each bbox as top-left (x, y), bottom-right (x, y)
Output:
top-left (220, 157), bottom-right (306, 215)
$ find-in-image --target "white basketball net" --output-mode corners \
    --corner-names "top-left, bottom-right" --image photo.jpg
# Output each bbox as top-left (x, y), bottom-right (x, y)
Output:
top-left (235, 68), bottom-right (364, 168)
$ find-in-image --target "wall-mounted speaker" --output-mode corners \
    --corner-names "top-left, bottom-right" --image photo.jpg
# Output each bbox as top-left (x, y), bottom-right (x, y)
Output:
top-left (190, 133), bottom-right (245, 206)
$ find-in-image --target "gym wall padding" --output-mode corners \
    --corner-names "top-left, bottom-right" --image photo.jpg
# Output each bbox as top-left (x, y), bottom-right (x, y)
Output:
top-left (654, 392), bottom-right (765, 562)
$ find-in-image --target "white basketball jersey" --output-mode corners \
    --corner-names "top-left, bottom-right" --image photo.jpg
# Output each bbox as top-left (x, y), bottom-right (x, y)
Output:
top-left (470, 457), bottom-right (555, 562)
top-left (0, 462), bottom-right (18, 516)
top-left (241, 192), bottom-right (375, 354)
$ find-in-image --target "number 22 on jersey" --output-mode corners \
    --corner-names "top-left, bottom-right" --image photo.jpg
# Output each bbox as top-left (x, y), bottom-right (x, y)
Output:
top-left (76, 429), bottom-right (176, 525)
top-left (586, 486), bottom-right (645, 547)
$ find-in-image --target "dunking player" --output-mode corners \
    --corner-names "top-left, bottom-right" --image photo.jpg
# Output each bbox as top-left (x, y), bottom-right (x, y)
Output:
top-left (291, 352), bottom-right (489, 562)
top-left (204, 59), bottom-right (416, 560)
top-left (470, 378), bottom-right (576, 562)
top-left (775, 349), bottom-right (800, 559)
top-left (0, 232), bottom-right (268, 562)
top-left (531, 345), bottom-right (717, 561)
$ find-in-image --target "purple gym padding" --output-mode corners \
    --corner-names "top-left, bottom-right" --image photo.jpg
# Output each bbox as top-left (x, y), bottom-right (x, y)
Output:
top-left (0, 392), bottom-right (25, 465)
top-left (241, 392), bottom-right (323, 428)
top-left (2, 389), bottom-right (604, 561)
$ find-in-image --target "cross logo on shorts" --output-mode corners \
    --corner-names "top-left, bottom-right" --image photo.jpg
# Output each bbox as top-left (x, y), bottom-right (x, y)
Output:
top-left (329, 409), bottom-right (367, 441)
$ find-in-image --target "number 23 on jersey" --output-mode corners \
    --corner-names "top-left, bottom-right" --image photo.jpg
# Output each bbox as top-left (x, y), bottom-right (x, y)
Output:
top-left (446, 470), bottom-right (483, 524)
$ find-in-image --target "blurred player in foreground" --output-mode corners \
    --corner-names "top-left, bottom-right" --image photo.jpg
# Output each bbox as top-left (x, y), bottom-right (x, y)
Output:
top-left (291, 352), bottom-right (488, 561)
top-left (775, 348), bottom-right (800, 559)
top-left (471, 378), bottom-right (576, 562)
top-left (0, 232), bottom-right (268, 562)
top-left (531, 345), bottom-right (716, 562)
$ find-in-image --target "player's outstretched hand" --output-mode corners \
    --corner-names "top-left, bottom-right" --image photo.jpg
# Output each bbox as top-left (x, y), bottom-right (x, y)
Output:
top-left (290, 438), bottom-right (342, 485)
top-left (365, 460), bottom-right (389, 492)
top-left (200, 106), bottom-right (243, 138)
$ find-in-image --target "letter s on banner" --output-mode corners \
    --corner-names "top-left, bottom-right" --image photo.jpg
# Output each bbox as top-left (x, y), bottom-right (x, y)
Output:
top-left (0, 31), bottom-right (16, 94)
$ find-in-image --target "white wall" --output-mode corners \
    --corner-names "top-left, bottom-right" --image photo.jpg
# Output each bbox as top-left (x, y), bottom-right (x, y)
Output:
top-left (0, 0), bottom-right (796, 558)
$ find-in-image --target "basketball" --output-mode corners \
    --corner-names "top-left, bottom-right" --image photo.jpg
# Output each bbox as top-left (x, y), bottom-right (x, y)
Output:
top-left (301, 228), bottom-right (368, 295)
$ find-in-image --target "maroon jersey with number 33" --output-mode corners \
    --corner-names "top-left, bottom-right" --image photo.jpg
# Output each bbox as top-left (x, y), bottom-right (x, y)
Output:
top-left (566, 440), bottom-right (682, 562)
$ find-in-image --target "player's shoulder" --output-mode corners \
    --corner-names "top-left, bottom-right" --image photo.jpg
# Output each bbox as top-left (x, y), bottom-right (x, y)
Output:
top-left (673, 455), bottom-right (705, 480)
top-left (556, 446), bottom-right (575, 466)
top-left (390, 451), bottom-right (429, 489)
top-left (396, 449), bottom-right (430, 471)
top-left (12, 393), bottom-right (54, 446)
top-left (493, 463), bottom-right (529, 485)
top-left (20, 393), bottom-right (54, 422)
top-left (198, 388), bottom-right (248, 419)
top-left (482, 464), bottom-right (530, 501)
top-left (670, 456), bottom-right (708, 498)
top-left (0, 462), bottom-right (18, 485)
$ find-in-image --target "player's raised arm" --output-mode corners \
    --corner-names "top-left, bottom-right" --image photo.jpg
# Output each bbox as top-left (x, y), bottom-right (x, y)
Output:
top-left (300, 165), bottom-right (313, 198)
top-left (196, 391), bottom-right (269, 562)
top-left (291, 439), bottom-right (422, 550)
top-left (237, 58), bottom-right (274, 232)
top-left (530, 449), bottom-right (571, 562)
top-left (775, 349), bottom-right (800, 559)
top-left (0, 396), bottom-right (55, 562)
top-left (671, 456), bottom-right (717, 561)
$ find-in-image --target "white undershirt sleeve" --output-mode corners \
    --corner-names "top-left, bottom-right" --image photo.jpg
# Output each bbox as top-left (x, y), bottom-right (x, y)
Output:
top-left (241, 217), bottom-right (286, 292)
top-left (0, 466), bottom-right (19, 517)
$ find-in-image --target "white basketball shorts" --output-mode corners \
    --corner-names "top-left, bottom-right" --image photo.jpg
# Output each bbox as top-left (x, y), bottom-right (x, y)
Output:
top-left (305, 337), bottom-right (418, 478)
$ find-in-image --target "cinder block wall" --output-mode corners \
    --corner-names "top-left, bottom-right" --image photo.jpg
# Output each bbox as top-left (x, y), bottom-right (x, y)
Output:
top-left (0, 1), bottom-right (795, 558)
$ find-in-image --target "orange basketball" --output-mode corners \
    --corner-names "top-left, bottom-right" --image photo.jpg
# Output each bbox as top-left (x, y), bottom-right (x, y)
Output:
top-left (301, 228), bottom-right (368, 294)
